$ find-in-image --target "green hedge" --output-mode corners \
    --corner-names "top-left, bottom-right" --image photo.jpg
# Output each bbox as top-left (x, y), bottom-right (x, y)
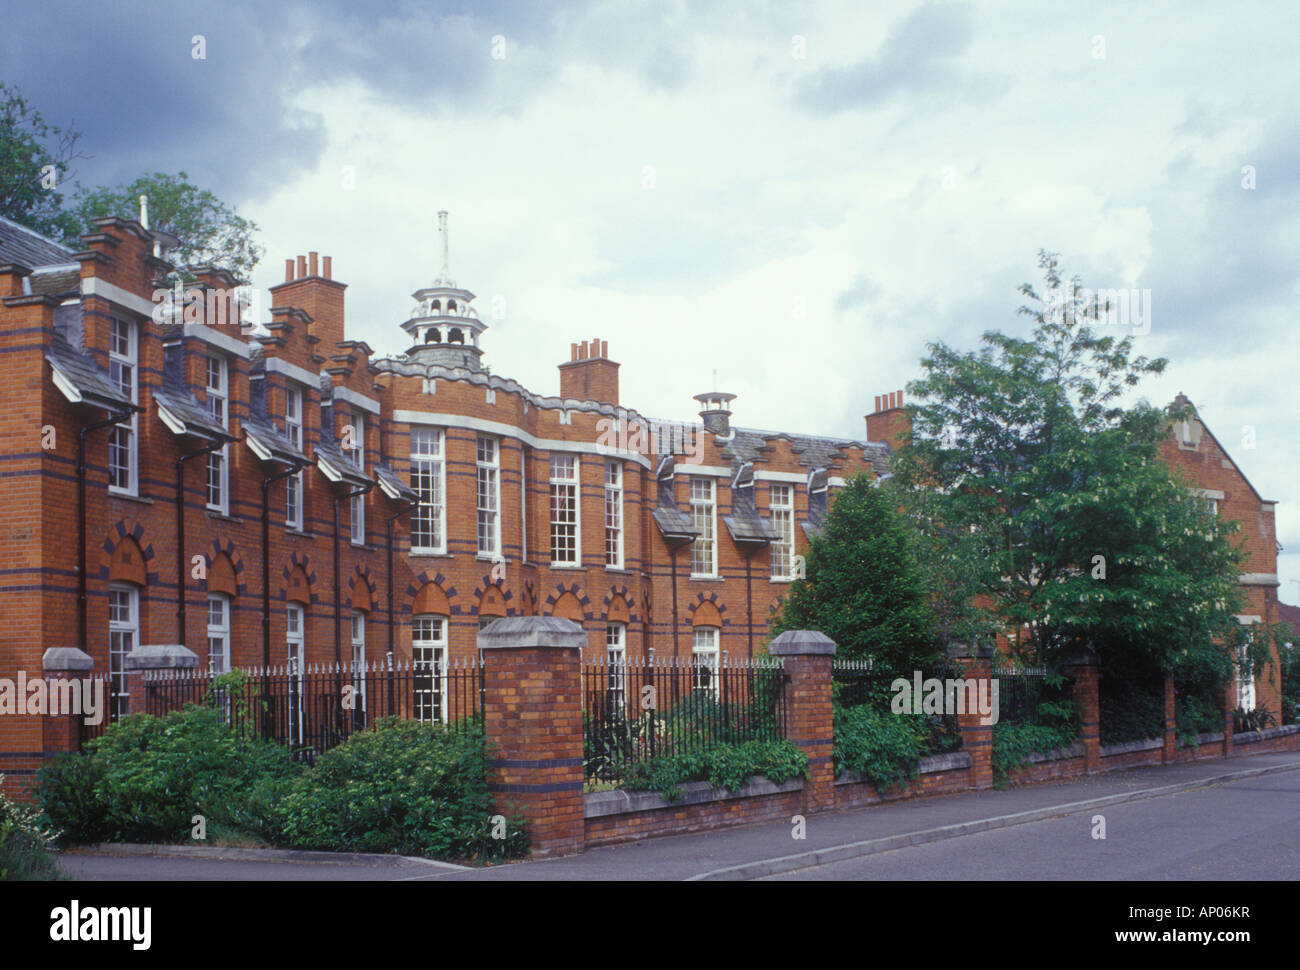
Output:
top-left (619, 739), bottom-right (808, 802)
top-left (991, 700), bottom-right (1078, 786)
top-left (832, 705), bottom-right (931, 792)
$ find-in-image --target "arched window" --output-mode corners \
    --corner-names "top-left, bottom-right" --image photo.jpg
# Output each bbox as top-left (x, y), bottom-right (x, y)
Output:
top-left (447, 300), bottom-right (457, 313)
top-left (692, 626), bottom-right (719, 696)
top-left (448, 328), bottom-right (464, 345)
top-left (431, 299), bottom-right (441, 314)
top-left (412, 614), bottom-right (448, 723)
top-left (425, 329), bottom-right (440, 344)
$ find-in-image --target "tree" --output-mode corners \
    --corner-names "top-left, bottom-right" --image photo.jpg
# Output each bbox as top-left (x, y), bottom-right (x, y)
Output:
top-left (769, 474), bottom-right (940, 700)
top-left (0, 81), bottom-right (85, 243)
top-left (891, 251), bottom-right (1245, 683)
top-left (72, 172), bottom-right (264, 280)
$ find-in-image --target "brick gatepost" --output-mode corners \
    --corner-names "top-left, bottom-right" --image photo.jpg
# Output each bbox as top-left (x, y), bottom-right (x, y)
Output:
top-left (948, 641), bottom-right (994, 789)
top-left (1220, 682), bottom-right (1235, 758)
top-left (769, 630), bottom-right (837, 814)
top-left (122, 645), bottom-right (200, 716)
top-left (41, 648), bottom-right (96, 757)
top-left (1064, 646), bottom-right (1101, 773)
top-left (1162, 674), bottom-right (1177, 763)
top-left (479, 616), bottom-right (586, 858)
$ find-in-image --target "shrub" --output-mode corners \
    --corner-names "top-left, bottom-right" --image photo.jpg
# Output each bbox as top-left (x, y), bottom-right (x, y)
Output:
top-left (1279, 643), bottom-right (1298, 726)
top-left (38, 704), bottom-right (302, 844)
top-left (991, 699), bottom-right (1078, 786)
top-left (619, 739), bottom-right (808, 802)
top-left (832, 705), bottom-right (930, 792)
top-left (1, 776), bottom-right (62, 881)
top-left (274, 718), bottom-right (528, 863)
top-left (1099, 674), bottom-right (1164, 746)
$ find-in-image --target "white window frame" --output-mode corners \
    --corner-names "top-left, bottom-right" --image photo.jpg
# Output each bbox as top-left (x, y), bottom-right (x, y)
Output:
top-left (349, 412), bottom-right (366, 545)
top-left (605, 461), bottom-right (624, 569)
top-left (1237, 633), bottom-right (1257, 713)
top-left (207, 594), bottom-right (231, 675)
top-left (350, 610), bottom-right (367, 716)
top-left (108, 583), bottom-right (138, 721)
top-left (284, 384), bottom-right (304, 530)
top-left (286, 602), bottom-right (306, 747)
top-left (205, 354), bottom-right (229, 513)
top-left (412, 614), bottom-right (448, 723)
top-left (410, 428), bottom-right (446, 554)
top-left (690, 477), bottom-right (717, 578)
top-left (769, 483), bottom-right (795, 580)
top-left (606, 621), bottom-right (626, 710)
top-left (550, 454), bottom-right (581, 566)
top-left (692, 626), bottom-right (719, 696)
top-left (107, 318), bottom-right (138, 495)
top-left (476, 436), bottom-right (500, 558)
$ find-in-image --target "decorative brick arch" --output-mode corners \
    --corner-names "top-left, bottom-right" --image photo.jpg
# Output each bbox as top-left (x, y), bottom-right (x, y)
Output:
top-left (404, 570), bottom-right (460, 616)
top-left (544, 580), bottom-right (592, 622)
top-left (602, 585), bottom-right (638, 625)
top-left (203, 539), bottom-right (246, 597)
top-left (347, 565), bottom-right (377, 612)
top-left (687, 592), bottom-right (728, 628)
top-left (279, 552), bottom-right (318, 605)
top-left (99, 520), bottom-right (158, 585)
top-left (472, 571), bottom-right (516, 618)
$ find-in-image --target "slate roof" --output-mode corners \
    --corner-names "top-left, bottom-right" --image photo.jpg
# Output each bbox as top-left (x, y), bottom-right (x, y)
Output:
top-left (28, 264), bottom-right (80, 297)
top-left (0, 214), bottom-right (74, 268)
top-left (45, 336), bottom-right (132, 413)
top-left (314, 438), bottom-right (370, 488)
top-left (652, 506), bottom-right (698, 541)
top-left (721, 426), bottom-right (891, 475)
top-left (375, 463), bottom-right (418, 502)
top-left (153, 388), bottom-right (233, 443)
top-left (242, 415), bottom-right (308, 467)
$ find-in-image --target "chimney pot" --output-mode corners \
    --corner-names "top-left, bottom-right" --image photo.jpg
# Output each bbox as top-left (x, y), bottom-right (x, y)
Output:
top-left (308, 252), bottom-right (319, 277)
top-left (874, 395), bottom-right (881, 412)
top-left (322, 256), bottom-right (332, 279)
top-left (296, 255), bottom-right (307, 278)
top-left (285, 258), bottom-right (294, 282)
top-left (592, 336), bottom-right (601, 356)
top-left (896, 389), bottom-right (904, 408)
top-left (579, 341), bottom-right (589, 360)
top-left (570, 342), bottom-right (579, 362)
top-left (601, 340), bottom-right (608, 358)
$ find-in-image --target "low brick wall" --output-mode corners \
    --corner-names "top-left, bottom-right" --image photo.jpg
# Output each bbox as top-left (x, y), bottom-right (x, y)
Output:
top-left (1234, 723), bottom-right (1300, 753)
top-left (834, 751), bottom-right (972, 809)
top-left (583, 777), bottom-right (805, 848)
top-left (1098, 737), bottom-right (1164, 770)
top-left (1001, 742), bottom-right (1088, 786)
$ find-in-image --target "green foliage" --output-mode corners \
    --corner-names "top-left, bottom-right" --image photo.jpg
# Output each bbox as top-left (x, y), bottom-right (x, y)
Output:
top-left (770, 474), bottom-right (941, 698)
top-left (1233, 707), bottom-right (1276, 734)
top-left (274, 718), bottom-right (527, 863)
top-left (0, 82), bottom-right (85, 243)
top-left (891, 250), bottom-right (1246, 679)
top-left (72, 172), bottom-right (264, 279)
top-left (619, 740), bottom-right (808, 802)
top-left (39, 705), bottom-right (302, 844)
top-left (991, 700), bottom-right (1079, 787)
top-left (832, 705), bottom-right (931, 792)
top-left (1279, 632), bottom-right (1298, 725)
top-left (1099, 668), bottom-right (1165, 746)
top-left (0, 776), bottom-right (62, 881)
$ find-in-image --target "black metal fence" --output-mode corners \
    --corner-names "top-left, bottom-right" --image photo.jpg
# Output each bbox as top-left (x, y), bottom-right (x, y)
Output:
top-left (832, 658), bottom-right (963, 753)
top-left (581, 652), bottom-right (788, 785)
top-left (137, 658), bottom-right (484, 761)
top-left (832, 659), bottom-right (874, 708)
top-left (993, 663), bottom-right (1074, 728)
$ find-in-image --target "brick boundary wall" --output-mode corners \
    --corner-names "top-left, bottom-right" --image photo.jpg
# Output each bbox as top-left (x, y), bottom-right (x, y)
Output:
top-left (768, 630), bottom-right (836, 814)
top-left (948, 641), bottom-right (994, 789)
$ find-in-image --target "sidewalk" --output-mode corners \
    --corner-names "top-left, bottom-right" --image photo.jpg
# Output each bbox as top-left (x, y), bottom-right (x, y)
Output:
top-left (430, 750), bottom-right (1300, 880)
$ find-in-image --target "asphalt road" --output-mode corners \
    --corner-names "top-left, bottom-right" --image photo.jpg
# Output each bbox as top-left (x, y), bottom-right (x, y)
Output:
top-left (766, 767), bottom-right (1300, 880)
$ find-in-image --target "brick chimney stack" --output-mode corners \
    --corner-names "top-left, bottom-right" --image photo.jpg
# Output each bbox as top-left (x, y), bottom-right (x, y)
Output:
top-left (558, 338), bottom-right (619, 405)
top-left (866, 388), bottom-right (910, 450)
top-left (269, 251), bottom-right (347, 355)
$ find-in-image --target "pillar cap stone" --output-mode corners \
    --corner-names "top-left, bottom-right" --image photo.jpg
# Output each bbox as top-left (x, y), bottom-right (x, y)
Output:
top-left (768, 630), bottom-right (837, 657)
top-left (124, 644), bottom-right (200, 670)
top-left (946, 640), bottom-right (995, 659)
top-left (478, 615), bottom-right (586, 651)
top-left (42, 647), bottom-right (95, 672)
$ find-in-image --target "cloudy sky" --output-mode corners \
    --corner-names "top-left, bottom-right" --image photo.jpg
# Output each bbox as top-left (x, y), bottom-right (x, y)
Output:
top-left (6, 0), bottom-right (1298, 603)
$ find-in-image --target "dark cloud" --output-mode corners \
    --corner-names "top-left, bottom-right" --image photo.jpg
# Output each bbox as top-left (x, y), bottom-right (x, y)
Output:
top-left (795, 2), bottom-right (976, 113)
top-left (834, 273), bottom-right (880, 311)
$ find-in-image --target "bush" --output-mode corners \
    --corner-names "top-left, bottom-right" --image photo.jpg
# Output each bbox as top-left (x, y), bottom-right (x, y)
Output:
top-left (39, 704), bottom-right (302, 844)
top-left (1099, 674), bottom-right (1164, 746)
top-left (620, 739), bottom-right (808, 802)
top-left (274, 718), bottom-right (527, 863)
top-left (1, 777), bottom-right (62, 881)
top-left (991, 699), bottom-right (1078, 786)
top-left (832, 705), bottom-right (930, 792)
top-left (1280, 643), bottom-right (1298, 726)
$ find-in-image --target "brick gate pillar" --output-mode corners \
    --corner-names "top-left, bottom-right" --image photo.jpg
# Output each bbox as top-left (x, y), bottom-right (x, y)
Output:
top-left (41, 647), bottom-right (96, 756)
top-left (769, 630), bottom-right (836, 814)
top-left (122, 644), bottom-right (201, 716)
top-left (1064, 646), bottom-right (1101, 773)
top-left (948, 641), bottom-right (994, 790)
top-left (478, 616), bottom-right (586, 858)
top-left (1162, 674), bottom-right (1177, 763)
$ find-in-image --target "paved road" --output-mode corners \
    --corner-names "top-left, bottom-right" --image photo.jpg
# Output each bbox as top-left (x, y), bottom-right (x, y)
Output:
top-left (767, 768), bottom-right (1300, 880)
top-left (55, 753), bottom-right (1300, 881)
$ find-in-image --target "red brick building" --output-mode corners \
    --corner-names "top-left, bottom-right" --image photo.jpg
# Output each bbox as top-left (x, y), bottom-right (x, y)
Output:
top-left (0, 212), bottom-right (891, 792)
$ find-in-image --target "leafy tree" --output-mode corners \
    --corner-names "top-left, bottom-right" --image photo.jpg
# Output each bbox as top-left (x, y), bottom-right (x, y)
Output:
top-left (891, 250), bottom-right (1245, 683)
top-left (0, 81), bottom-right (85, 243)
top-left (769, 474), bottom-right (940, 699)
top-left (72, 171), bottom-right (264, 279)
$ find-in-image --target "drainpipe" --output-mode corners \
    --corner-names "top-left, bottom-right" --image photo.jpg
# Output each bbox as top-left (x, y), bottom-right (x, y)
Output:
top-left (334, 486), bottom-right (371, 666)
top-left (745, 551), bottom-right (754, 660)
top-left (261, 464), bottom-right (302, 668)
top-left (176, 440), bottom-right (227, 646)
top-left (386, 501), bottom-right (416, 713)
top-left (78, 406), bottom-right (137, 654)
top-left (669, 542), bottom-right (681, 661)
